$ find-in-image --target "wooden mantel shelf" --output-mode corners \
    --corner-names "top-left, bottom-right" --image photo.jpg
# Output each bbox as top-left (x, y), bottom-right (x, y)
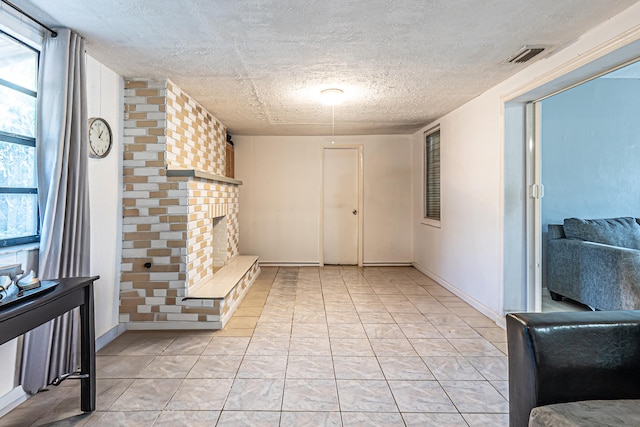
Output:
top-left (166, 169), bottom-right (243, 185)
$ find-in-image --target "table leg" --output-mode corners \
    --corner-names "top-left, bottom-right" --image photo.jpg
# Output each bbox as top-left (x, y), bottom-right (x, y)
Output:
top-left (80, 283), bottom-right (95, 412)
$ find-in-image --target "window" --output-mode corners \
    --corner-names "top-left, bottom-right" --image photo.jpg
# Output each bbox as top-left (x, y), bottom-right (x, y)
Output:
top-left (424, 127), bottom-right (441, 222)
top-left (0, 30), bottom-right (39, 247)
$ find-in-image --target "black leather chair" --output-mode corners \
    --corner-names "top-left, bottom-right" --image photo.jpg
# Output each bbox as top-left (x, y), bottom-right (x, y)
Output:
top-left (506, 311), bottom-right (640, 427)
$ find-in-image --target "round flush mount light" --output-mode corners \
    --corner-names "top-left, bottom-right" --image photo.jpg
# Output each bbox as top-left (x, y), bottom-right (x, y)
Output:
top-left (320, 88), bottom-right (344, 106)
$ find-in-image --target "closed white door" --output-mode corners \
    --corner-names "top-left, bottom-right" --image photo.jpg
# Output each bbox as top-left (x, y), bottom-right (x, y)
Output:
top-left (323, 148), bottom-right (359, 265)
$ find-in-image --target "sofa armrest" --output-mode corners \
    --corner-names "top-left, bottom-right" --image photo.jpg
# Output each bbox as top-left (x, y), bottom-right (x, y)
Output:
top-left (507, 311), bottom-right (640, 427)
top-left (547, 239), bottom-right (640, 310)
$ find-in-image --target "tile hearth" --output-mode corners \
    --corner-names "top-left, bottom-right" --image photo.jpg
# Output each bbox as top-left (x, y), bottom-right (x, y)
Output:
top-left (0, 266), bottom-right (509, 426)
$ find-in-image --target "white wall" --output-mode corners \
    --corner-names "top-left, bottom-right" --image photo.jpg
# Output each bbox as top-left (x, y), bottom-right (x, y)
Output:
top-left (412, 2), bottom-right (640, 321)
top-left (86, 55), bottom-right (124, 339)
top-left (234, 135), bottom-right (412, 264)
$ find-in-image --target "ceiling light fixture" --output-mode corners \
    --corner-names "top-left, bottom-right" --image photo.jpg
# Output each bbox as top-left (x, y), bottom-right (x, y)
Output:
top-left (320, 88), bottom-right (344, 106)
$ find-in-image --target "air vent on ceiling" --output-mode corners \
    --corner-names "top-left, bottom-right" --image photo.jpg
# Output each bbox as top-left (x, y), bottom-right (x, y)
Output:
top-left (507, 46), bottom-right (545, 64)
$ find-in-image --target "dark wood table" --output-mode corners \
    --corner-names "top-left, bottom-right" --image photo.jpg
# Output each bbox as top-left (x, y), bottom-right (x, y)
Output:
top-left (0, 276), bottom-right (98, 412)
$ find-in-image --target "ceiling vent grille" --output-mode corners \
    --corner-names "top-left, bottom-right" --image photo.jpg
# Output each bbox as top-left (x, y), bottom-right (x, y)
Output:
top-left (507, 46), bottom-right (545, 64)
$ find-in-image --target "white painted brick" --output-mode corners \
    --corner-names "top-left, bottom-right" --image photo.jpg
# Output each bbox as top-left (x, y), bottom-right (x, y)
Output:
top-left (136, 104), bottom-right (164, 112)
top-left (122, 248), bottom-right (149, 258)
top-left (124, 191), bottom-right (150, 199)
top-left (145, 297), bottom-right (166, 305)
top-left (123, 216), bottom-right (160, 225)
top-left (138, 305), bottom-right (152, 313)
top-left (150, 272), bottom-right (180, 281)
top-left (159, 232), bottom-right (185, 240)
top-left (167, 313), bottom-right (199, 322)
top-left (168, 206), bottom-right (188, 215)
top-left (136, 199), bottom-right (160, 207)
top-left (134, 168), bottom-right (162, 177)
top-left (159, 305), bottom-right (181, 313)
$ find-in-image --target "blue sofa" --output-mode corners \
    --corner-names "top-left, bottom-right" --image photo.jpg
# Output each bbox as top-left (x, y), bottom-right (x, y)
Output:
top-left (546, 217), bottom-right (640, 310)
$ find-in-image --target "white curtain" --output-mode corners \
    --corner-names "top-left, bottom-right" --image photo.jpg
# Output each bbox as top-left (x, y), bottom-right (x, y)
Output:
top-left (21, 28), bottom-right (90, 394)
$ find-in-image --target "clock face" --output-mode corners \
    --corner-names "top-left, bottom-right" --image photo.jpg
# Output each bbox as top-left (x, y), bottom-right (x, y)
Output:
top-left (88, 118), bottom-right (112, 158)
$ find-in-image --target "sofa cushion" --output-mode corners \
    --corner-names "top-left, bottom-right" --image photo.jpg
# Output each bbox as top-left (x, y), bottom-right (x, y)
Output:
top-left (529, 399), bottom-right (640, 427)
top-left (563, 217), bottom-right (640, 250)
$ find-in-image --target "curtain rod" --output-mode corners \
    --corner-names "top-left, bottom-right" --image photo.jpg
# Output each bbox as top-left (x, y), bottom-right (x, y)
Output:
top-left (1, 0), bottom-right (57, 37)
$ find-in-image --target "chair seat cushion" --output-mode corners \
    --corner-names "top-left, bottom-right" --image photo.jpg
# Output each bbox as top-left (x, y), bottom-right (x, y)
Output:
top-left (529, 399), bottom-right (640, 427)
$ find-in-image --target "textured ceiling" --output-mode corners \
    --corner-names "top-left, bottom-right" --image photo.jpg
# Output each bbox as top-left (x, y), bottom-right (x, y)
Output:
top-left (8, 0), bottom-right (639, 135)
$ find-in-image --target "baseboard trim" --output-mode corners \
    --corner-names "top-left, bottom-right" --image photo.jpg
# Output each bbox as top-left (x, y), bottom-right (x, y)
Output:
top-left (96, 323), bottom-right (126, 352)
top-left (412, 261), bottom-right (505, 329)
top-left (0, 386), bottom-right (28, 418)
top-left (362, 262), bottom-right (413, 267)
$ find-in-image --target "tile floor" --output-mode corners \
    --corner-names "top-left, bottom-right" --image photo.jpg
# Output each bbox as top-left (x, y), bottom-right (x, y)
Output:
top-left (0, 266), bottom-right (509, 426)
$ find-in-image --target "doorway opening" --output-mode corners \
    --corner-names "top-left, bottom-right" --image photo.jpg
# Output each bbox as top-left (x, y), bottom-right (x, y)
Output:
top-left (502, 38), bottom-right (640, 316)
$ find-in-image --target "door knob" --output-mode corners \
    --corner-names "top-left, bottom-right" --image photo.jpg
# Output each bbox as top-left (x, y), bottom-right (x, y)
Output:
top-left (352, 210), bottom-right (357, 215)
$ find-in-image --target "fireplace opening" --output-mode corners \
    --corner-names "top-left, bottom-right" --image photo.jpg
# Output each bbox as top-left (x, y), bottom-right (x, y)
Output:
top-left (212, 215), bottom-right (228, 274)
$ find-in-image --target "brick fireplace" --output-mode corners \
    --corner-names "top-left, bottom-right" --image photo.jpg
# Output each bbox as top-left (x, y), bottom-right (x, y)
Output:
top-left (120, 79), bottom-right (255, 329)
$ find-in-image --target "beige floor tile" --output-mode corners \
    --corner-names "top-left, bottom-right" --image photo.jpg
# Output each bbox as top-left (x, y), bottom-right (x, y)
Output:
top-left (333, 356), bottom-right (385, 380)
top-left (282, 379), bottom-right (339, 411)
top-left (203, 336), bottom-right (251, 355)
top-left (462, 412), bottom-right (510, 427)
top-left (389, 380), bottom-right (457, 412)
top-left (166, 378), bottom-right (233, 410)
top-left (225, 316), bottom-right (259, 329)
top-left (216, 410), bottom-right (281, 426)
top-left (409, 338), bottom-right (460, 357)
top-left (329, 339), bottom-right (374, 357)
top-left (161, 335), bottom-right (211, 355)
top-left (441, 380), bottom-right (509, 413)
top-left (187, 355), bottom-right (242, 378)
top-left (363, 323), bottom-right (405, 339)
top-left (281, 411), bottom-right (342, 427)
top-left (109, 378), bottom-right (181, 411)
top-left (377, 356), bottom-right (434, 380)
top-left (336, 379), bottom-right (398, 412)
top-left (287, 355), bottom-right (334, 379)
top-left (96, 355), bottom-right (154, 379)
top-left (85, 411), bottom-right (159, 426)
top-left (369, 338), bottom-right (419, 357)
top-left (224, 379), bottom-right (285, 411)
top-left (422, 356), bottom-right (484, 381)
top-left (237, 355), bottom-right (288, 378)
top-left (342, 411), bottom-right (405, 426)
top-left (403, 412), bottom-right (468, 426)
top-left (154, 411), bottom-right (220, 426)
top-left (136, 355), bottom-right (198, 378)
top-left (289, 336), bottom-right (332, 356)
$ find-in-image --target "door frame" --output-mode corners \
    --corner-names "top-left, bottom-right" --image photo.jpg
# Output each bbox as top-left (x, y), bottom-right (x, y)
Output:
top-left (501, 30), bottom-right (640, 316)
top-left (319, 143), bottom-right (364, 267)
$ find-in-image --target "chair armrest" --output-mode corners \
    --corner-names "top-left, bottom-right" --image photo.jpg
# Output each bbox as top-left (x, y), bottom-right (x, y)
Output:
top-left (507, 311), bottom-right (640, 427)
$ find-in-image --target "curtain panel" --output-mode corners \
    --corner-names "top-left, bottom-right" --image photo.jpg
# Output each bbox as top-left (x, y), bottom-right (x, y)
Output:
top-left (21, 28), bottom-right (90, 394)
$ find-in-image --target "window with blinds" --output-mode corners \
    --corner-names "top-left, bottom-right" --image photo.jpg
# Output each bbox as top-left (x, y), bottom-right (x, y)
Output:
top-left (424, 127), bottom-right (441, 221)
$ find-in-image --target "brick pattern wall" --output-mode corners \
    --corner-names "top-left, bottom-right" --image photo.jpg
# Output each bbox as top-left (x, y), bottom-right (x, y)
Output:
top-left (121, 79), bottom-right (240, 326)
top-left (166, 80), bottom-right (226, 175)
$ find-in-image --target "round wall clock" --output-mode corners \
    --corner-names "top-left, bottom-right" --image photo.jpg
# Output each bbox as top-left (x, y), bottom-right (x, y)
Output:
top-left (88, 117), bottom-right (113, 158)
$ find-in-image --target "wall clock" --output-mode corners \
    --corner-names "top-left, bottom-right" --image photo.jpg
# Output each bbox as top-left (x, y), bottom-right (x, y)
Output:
top-left (88, 117), bottom-right (113, 158)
